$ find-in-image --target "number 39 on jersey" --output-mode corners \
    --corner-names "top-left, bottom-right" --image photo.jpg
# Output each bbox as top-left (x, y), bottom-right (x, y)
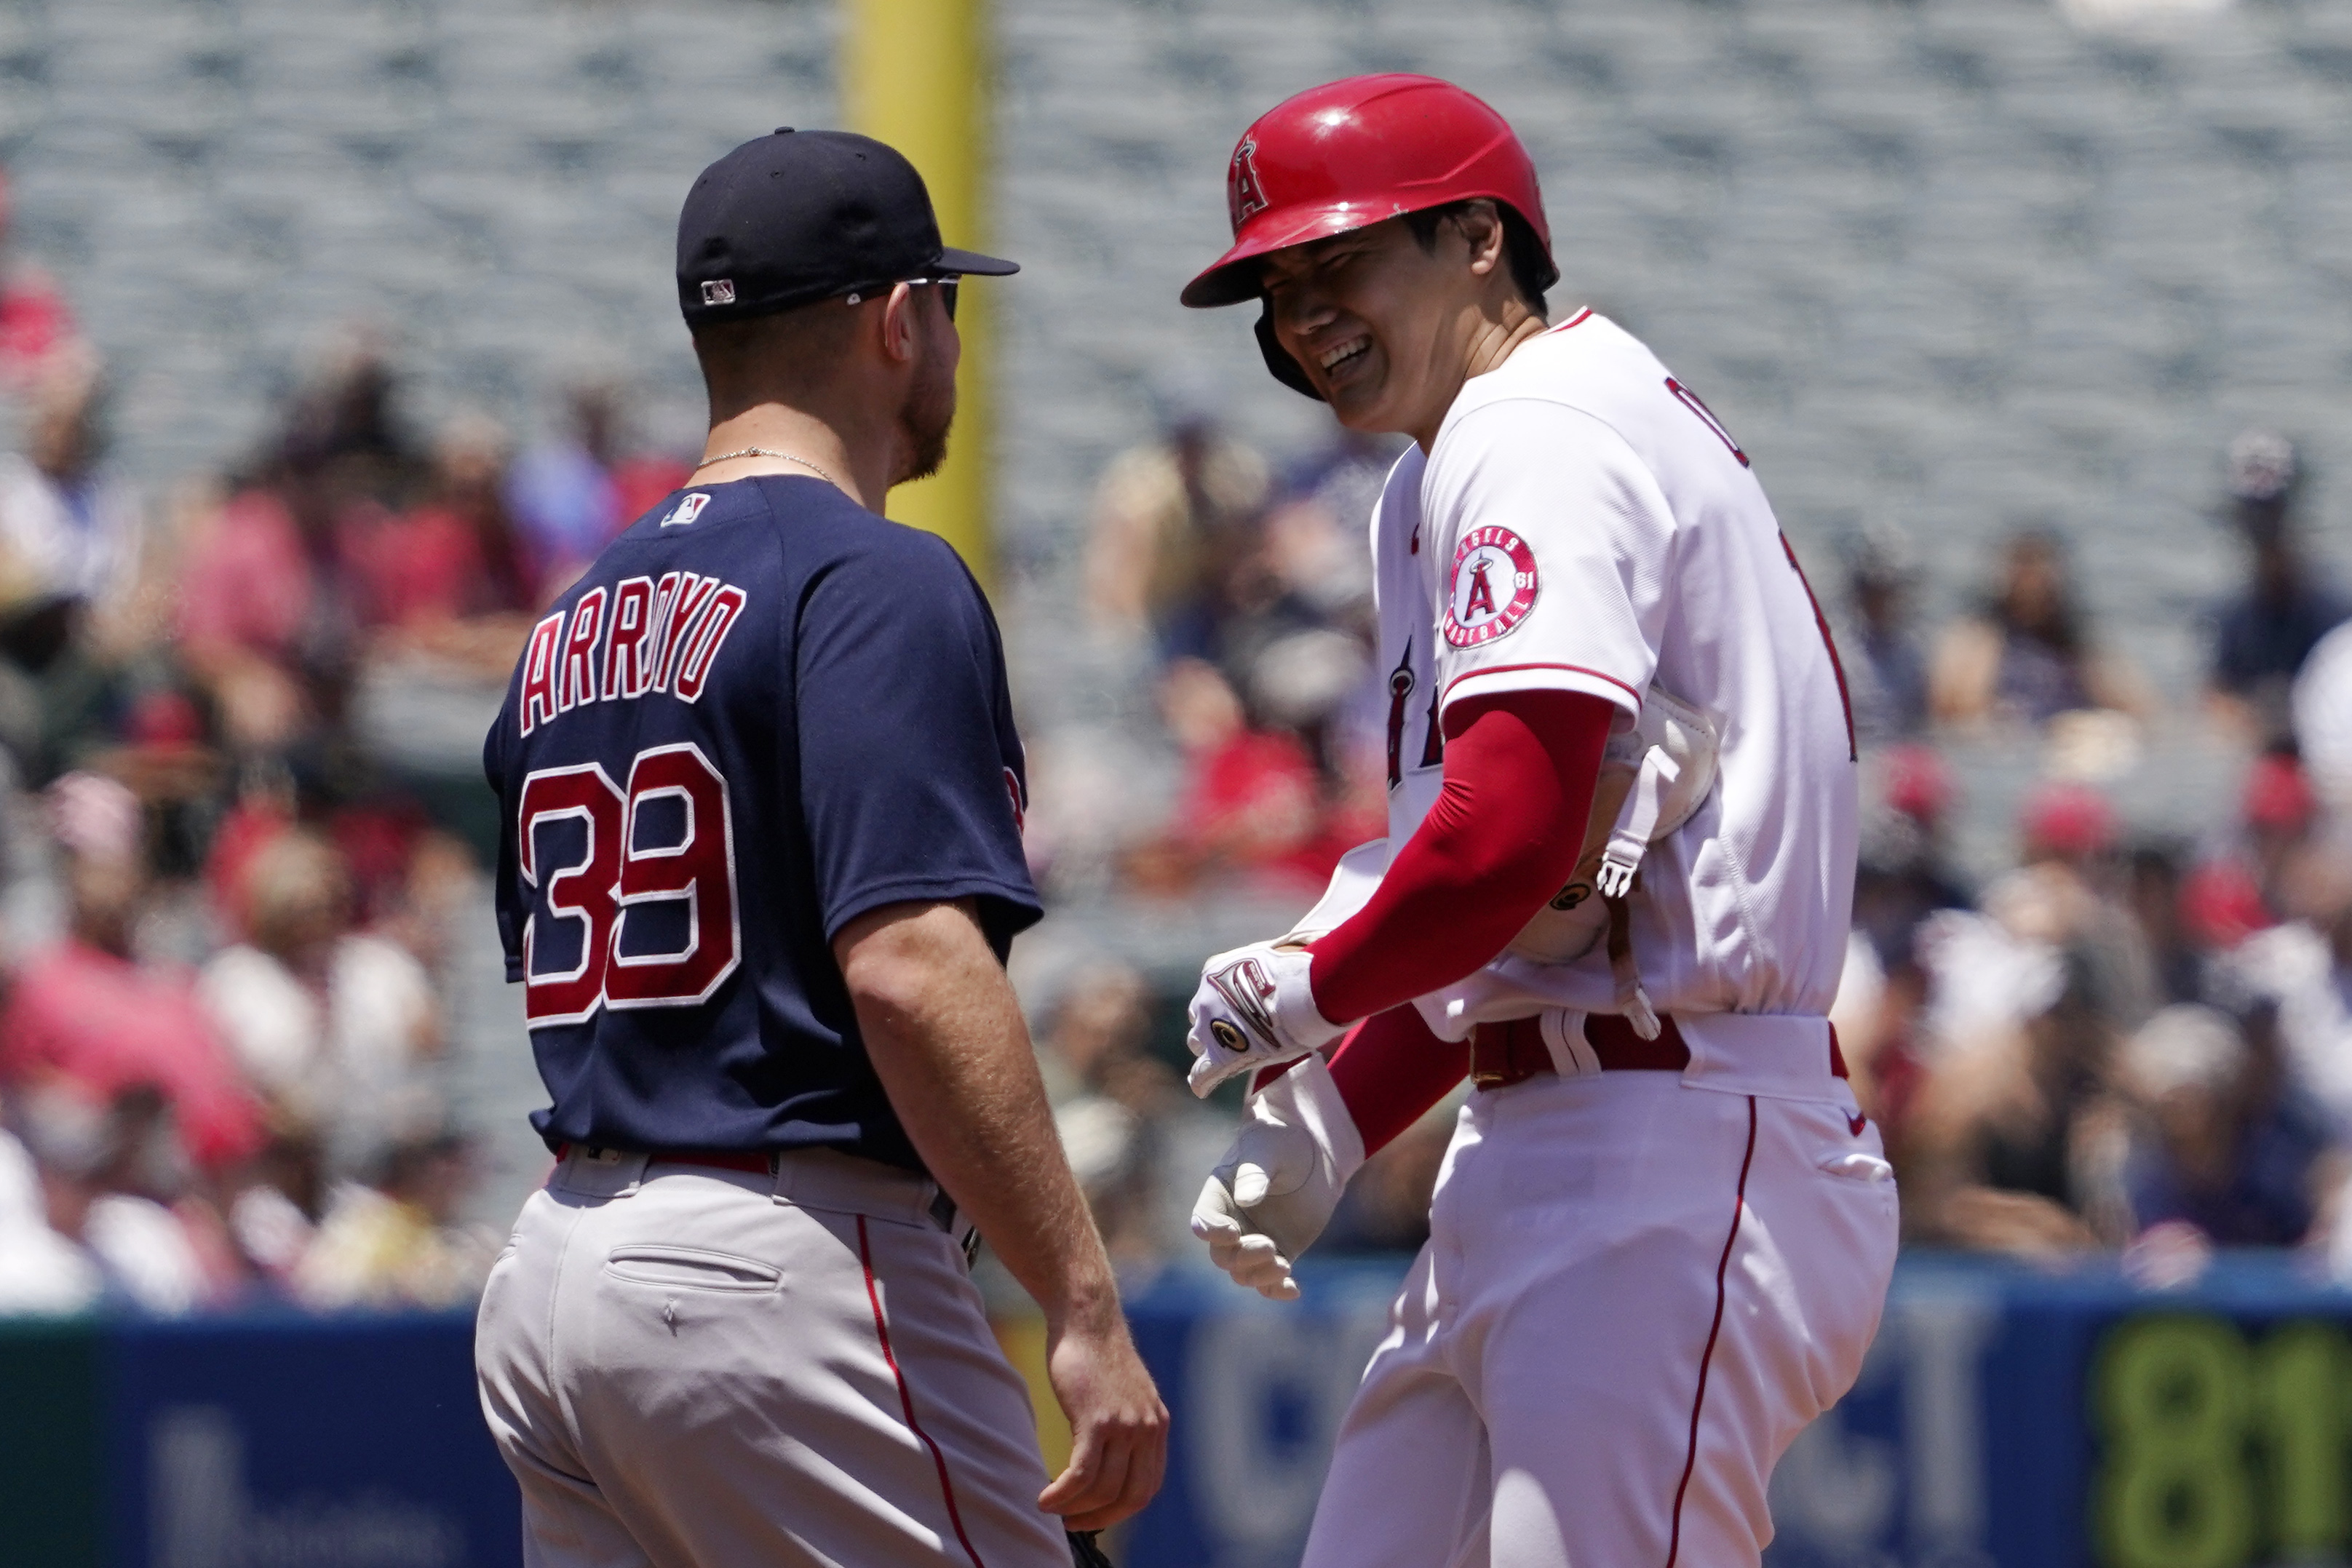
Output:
top-left (517, 741), bottom-right (741, 1027)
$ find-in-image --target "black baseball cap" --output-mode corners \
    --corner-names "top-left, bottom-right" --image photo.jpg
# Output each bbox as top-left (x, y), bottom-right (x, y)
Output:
top-left (676, 128), bottom-right (1018, 325)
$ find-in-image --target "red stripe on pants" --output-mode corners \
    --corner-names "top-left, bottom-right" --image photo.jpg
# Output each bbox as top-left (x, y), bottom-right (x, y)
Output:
top-left (858, 1214), bottom-right (988, 1567)
top-left (1666, 1095), bottom-right (1758, 1567)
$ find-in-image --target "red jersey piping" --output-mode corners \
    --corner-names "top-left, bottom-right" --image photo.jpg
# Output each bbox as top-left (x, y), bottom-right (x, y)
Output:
top-left (1442, 661), bottom-right (1642, 709)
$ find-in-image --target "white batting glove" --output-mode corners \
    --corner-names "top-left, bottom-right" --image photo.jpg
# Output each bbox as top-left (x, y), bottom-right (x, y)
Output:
top-left (1189, 1053), bottom-right (1366, 1301)
top-left (1185, 940), bottom-right (1347, 1097)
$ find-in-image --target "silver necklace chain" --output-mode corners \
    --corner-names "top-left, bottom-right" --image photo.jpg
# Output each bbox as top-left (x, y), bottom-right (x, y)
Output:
top-left (694, 447), bottom-right (841, 487)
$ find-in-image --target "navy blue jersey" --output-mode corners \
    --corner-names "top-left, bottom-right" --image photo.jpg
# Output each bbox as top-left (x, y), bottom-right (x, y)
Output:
top-left (483, 475), bottom-right (1038, 1169)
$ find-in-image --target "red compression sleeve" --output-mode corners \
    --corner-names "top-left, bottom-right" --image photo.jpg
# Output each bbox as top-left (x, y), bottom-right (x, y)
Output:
top-left (1327, 1005), bottom-right (1466, 1155)
top-left (1306, 688), bottom-right (1615, 1025)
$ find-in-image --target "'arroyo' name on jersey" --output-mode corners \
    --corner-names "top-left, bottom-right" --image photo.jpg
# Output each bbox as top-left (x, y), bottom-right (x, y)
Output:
top-left (515, 570), bottom-right (750, 736)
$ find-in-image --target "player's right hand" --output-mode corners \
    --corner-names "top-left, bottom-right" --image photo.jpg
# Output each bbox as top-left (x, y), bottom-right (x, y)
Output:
top-left (1185, 939), bottom-right (1346, 1097)
top-left (1038, 1308), bottom-right (1169, 1533)
top-left (1190, 1054), bottom-right (1366, 1300)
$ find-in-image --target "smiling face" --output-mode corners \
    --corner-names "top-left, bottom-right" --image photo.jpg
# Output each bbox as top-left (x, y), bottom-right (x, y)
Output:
top-left (1258, 202), bottom-right (1526, 446)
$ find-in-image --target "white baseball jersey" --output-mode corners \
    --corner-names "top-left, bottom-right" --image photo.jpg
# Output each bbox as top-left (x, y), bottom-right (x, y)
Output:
top-left (1298, 314), bottom-right (1892, 1568)
top-left (1370, 308), bottom-right (1859, 1040)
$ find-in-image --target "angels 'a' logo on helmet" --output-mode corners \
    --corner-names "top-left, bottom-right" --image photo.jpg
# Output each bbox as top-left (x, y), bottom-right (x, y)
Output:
top-left (1228, 138), bottom-right (1270, 230)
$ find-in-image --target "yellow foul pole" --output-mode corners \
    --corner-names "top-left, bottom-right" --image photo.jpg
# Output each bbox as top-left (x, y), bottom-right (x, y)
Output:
top-left (841, 0), bottom-right (994, 585)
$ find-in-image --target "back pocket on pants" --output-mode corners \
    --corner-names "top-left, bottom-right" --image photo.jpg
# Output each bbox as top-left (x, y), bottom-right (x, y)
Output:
top-left (604, 1245), bottom-right (781, 1293)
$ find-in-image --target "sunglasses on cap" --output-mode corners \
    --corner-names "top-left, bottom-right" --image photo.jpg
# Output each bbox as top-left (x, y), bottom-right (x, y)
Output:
top-left (841, 276), bottom-right (959, 322)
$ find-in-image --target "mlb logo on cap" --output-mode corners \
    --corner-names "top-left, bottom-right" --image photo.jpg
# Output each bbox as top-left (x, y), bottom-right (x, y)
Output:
top-left (701, 279), bottom-right (736, 306)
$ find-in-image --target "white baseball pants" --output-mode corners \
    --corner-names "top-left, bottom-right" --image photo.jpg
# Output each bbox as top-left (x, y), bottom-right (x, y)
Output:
top-left (474, 1147), bottom-right (1070, 1568)
top-left (1302, 1070), bottom-right (1899, 1568)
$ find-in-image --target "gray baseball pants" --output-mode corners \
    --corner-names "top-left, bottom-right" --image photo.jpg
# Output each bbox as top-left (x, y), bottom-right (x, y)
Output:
top-left (475, 1146), bottom-right (1070, 1567)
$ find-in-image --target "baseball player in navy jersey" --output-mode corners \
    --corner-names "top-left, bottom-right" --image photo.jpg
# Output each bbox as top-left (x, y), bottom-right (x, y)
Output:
top-left (1176, 78), bottom-right (1899, 1566)
top-left (472, 130), bottom-right (1163, 1568)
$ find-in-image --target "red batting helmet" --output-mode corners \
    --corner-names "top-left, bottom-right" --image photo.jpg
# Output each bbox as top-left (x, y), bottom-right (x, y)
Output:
top-left (1180, 74), bottom-right (1556, 311)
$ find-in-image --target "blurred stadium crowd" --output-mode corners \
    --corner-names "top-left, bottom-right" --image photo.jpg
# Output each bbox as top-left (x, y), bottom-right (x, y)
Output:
top-left (0, 173), bottom-right (701, 1313)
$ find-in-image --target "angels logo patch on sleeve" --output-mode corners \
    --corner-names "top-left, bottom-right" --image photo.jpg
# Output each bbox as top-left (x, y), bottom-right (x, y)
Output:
top-left (1444, 526), bottom-right (1539, 647)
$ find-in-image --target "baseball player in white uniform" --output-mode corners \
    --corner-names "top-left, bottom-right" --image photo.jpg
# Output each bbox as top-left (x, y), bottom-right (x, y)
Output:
top-left (1175, 76), bottom-right (1899, 1567)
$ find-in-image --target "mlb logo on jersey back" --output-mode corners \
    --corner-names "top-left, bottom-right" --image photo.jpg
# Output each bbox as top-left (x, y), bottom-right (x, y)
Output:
top-left (1443, 525), bottom-right (1539, 648)
top-left (661, 493), bottom-right (711, 528)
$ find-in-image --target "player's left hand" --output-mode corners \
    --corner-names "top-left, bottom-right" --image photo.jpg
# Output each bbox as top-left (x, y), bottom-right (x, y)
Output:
top-left (1185, 939), bottom-right (1346, 1097)
top-left (1191, 1053), bottom-right (1365, 1300)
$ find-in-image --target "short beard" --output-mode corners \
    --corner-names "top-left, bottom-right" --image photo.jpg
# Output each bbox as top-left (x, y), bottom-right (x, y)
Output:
top-left (894, 340), bottom-right (957, 485)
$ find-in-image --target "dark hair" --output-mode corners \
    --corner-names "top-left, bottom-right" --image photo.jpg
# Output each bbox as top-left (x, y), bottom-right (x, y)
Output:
top-left (1986, 526), bottom-right (2084, 657)
top-left (1402, 200), bottom-right (1551, 319)
top-left (687, 295), bottom-right (862, 399)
